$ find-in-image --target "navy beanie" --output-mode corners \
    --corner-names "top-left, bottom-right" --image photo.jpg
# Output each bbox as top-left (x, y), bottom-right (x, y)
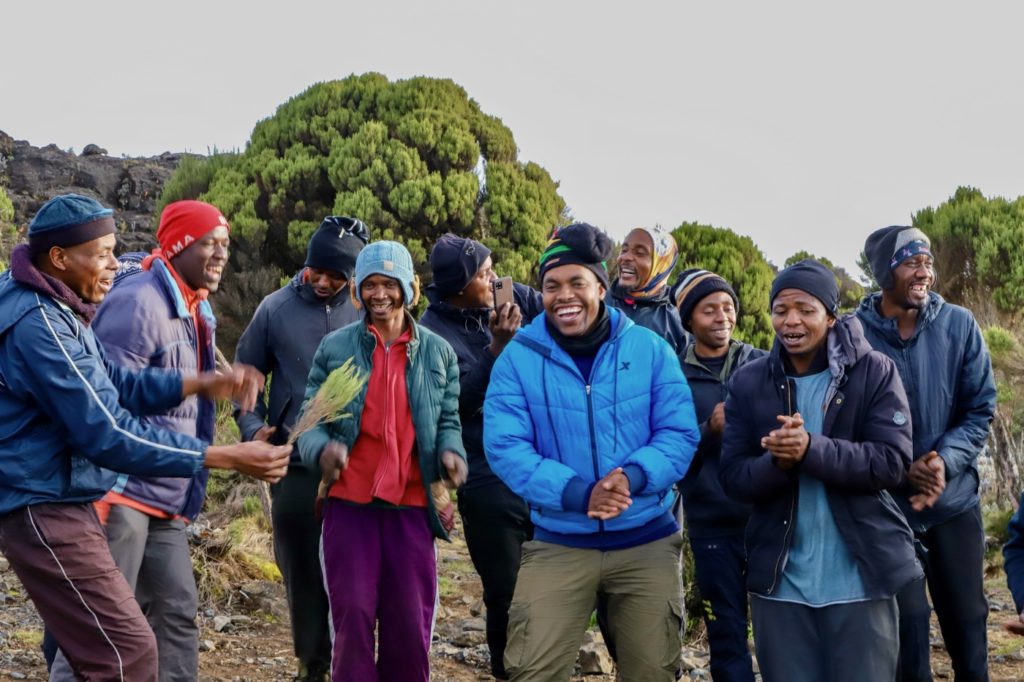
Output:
top-left (429, 234), bottom-right (491, 296)
top-left (863, 225), bottom-right (932, 290)
top-left (305, 216), bottom-right (370, 278)
top-left (538, 223), bottom-right (614, 288)
top-left (28, 194), bottom-right (116, 256)
top-left (770, 259), bottom-right (839, 315)
top-left (671, 268), bottom-right (739, 330)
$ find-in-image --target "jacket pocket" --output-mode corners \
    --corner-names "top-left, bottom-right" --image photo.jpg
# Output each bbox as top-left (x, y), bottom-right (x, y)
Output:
top-left (661, 597), bottom-right (685, 670)
top-left (67, 455), bottom-right (115, 500)
top-left (504, 604), bottom-right (530, 675)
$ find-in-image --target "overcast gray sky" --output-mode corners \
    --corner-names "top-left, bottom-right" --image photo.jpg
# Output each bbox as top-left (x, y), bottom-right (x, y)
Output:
top-left (4, 0), bottom-right (1023, 275)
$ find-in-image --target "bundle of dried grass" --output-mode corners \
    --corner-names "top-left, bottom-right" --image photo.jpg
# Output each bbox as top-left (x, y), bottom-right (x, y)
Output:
top-left (287, 358), bottom-right (366, 446)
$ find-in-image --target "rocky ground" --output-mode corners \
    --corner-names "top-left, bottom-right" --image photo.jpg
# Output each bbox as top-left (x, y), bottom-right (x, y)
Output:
top-left (2, 519), bottom-right (1024, 681)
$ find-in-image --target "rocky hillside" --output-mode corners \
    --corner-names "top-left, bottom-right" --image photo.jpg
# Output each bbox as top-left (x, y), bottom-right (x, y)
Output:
top-left (0, 129), bottom-right (184, 252)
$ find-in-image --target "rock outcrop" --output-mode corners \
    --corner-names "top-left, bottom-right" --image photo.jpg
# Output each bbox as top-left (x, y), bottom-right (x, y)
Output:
top-left (0, 129), bottom-right (186, 252)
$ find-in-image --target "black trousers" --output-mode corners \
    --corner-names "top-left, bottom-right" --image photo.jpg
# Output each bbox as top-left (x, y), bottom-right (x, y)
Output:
top-left (271, 466), bottom-right (332, 673)
top-left (897, 504), bottom-right (989, 682)
top-left (458, 480), bottom-right (533, 679)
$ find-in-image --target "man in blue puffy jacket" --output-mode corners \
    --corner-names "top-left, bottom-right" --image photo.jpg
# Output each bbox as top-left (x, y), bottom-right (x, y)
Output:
top-left (0, 194), bottom-right (290, 681)
top-left (484, 223), bottom-right (699, 682)
top-left (857, 226), bottom-right (996, 682)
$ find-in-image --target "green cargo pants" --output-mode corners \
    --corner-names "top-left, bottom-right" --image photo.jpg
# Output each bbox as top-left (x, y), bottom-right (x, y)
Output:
top-left (504, 532), bottom-right (684, 682)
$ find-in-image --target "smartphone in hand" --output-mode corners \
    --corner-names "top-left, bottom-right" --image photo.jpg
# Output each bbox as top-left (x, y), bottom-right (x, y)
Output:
top-left (492, 276), bottom-right (514, 309)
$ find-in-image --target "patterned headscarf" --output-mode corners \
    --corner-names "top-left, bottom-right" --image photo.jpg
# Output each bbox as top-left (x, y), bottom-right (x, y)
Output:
top-left (626, 225), bottom-right (679, 299)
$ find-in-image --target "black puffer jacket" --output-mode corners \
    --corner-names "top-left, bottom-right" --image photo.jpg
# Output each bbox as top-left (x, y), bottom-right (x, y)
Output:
top-left (419, 282), bottom-right (542, 490)
top-left (607, 282), bottom-right (688, 354)
top-left (719, 315), bottom-right (922, 599)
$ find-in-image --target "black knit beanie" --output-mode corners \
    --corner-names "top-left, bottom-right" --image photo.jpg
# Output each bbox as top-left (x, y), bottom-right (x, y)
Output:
top-left (671, 268), bottom-right (739, 330)
top-left (305, 216), bottom-right (370, 278)
top-left (538, 223), bottom-right (613, 288)
top-left (429, 233), bottom-right (492, 296)
top-left (863, 225), bottom-right (932, 290)
top-left (770, 259), bottom-right (839, 315)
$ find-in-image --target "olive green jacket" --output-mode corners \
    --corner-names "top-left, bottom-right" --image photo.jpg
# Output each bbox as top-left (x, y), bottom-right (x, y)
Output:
top-left (296, 314), bottom-right (466, 539)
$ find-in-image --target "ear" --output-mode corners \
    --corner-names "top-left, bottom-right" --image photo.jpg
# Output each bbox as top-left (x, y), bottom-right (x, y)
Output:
top-left (597, 282), bottom-right (607, 299)
top-left (349, 280), bottom-right (362, 310)
top-left (47, 246), bottom-right (68, 272)
top-left (409, 275), bottom-right (421, 308)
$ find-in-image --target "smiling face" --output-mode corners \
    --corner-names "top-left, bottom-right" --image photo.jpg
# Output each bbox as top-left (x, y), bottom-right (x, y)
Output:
top-left (886, 254), bottom-right (934, 311)
top-left (170, 225), bottom-right (230, 293)
top-left (771, 288), bottom-right (834, 370)
top-left (360, 273), bottom-right (405, 325)
top-left (689, 291), bottom-right (737, 357)
top-left (542, 263), bottom-right (605, 337)
top-left (616, 228), bottom-right (653, 290)
top-left (46, 233), bottom-right (119, 304)
top-left (306, 267), bottom-right (348, 300)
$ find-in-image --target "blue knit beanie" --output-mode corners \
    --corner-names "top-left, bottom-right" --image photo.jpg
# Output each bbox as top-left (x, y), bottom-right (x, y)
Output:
top-left (28, 194), bottom-right (115, 255)
top-left (354, 241), bottom-right (416, 306)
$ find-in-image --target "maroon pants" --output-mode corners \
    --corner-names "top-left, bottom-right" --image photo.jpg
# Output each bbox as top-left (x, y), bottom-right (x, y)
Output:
top-left (0, 503), bottom-right (157, 681)
top-left (320, 501), bottom-right (437, 682)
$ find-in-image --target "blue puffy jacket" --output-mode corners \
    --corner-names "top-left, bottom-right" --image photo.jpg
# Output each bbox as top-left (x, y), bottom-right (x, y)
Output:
top-left (856, 292), bottom-right (996, 530)
top-left (0, 272), bottom-right (207, 516)
top-left (483, 307), bottom-right (699, 542)
top-left (92, 258), bottom-right (216, 520)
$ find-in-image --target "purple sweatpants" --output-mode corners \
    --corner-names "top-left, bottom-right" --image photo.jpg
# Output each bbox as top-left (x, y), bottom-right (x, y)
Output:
top-left (320, 501), bottom-right (437, 682)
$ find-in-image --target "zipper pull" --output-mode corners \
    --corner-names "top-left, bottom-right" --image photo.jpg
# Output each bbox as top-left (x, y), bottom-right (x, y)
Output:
top-left (586, 385), bottom-right (591, 395)
top-left (326, 304), bottom-right (331, 315)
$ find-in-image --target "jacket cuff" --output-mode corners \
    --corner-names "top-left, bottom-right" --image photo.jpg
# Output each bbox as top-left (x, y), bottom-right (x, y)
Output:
top-left (562, 476), bottom-right (595, 513)
top-left (296, 427), bottom-right (331, 469)
top-left (235, 412), bottom-right (264, 443)
top-left (622, 464), bottom-right (648, 494)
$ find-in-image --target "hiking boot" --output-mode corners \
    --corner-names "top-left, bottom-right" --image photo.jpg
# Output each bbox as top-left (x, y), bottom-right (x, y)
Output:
top-left (294, 662), bottom-right (329, 682)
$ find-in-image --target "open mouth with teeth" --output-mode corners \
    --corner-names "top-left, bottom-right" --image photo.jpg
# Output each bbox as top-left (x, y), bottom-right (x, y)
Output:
top-left (369, 300), bottom-right (394, 314)
top-left (618, 265), bottom-right (637, 283)
top-left (205, 265), bottom-right (224, 281)
top-left (554, 303), bottom-right (584, 325)
top-left (780, 331), bottom-right (806, 347)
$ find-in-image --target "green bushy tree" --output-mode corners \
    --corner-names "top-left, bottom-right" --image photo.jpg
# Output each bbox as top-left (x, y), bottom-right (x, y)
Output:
top-left (671, 222), bottom-right (776, 350)
top-left (784, 251), bottom-right (865, 312)
top-left (912, 186), bottom-right (1024, 323)
top-left (157, 73), bottom-right (567, 352)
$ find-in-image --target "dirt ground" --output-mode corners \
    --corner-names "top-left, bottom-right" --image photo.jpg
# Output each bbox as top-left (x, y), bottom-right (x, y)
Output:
top-left (2, 521), bottom-right (1024, 681)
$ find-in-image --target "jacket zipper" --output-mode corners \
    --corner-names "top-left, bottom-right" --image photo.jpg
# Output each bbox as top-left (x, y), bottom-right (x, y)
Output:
top-left (585, 384), bottom-right (604, 532)
top-left (325, 303), bottom-right (332, 335)
top-left (767, 376), bottom-right (797, 595)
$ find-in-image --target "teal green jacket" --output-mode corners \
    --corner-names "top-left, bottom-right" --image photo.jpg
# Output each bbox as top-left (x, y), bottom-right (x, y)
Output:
top-left (296, 314), bottom-right (466, 539)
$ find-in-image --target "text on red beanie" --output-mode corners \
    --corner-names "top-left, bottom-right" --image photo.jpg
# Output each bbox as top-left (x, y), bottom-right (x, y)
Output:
top-left (157, 200), bottom-right (230, 258)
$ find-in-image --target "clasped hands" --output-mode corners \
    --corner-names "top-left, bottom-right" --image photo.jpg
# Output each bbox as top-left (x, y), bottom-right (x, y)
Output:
top-left (763, 413), bottom-right (810, 470)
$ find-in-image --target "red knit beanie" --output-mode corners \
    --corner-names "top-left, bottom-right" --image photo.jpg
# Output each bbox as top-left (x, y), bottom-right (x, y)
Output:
top-left (157, 200), bottom-right (230, 258)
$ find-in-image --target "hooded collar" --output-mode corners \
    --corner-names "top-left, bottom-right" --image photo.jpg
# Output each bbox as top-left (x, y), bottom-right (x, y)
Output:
top-left (857, 290), bottom-right (944, 344)
top-left (769, 314), bottom-right (872, 388)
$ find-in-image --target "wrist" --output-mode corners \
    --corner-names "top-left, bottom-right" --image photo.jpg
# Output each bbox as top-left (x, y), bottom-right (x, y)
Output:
top-left (203, 445), bottom-right (229, 470)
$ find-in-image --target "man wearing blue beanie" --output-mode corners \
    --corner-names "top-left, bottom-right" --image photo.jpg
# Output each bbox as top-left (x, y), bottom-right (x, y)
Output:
top-left (720, 259), bottom-right (921, 682)
top-left (297, 240), bottom-right (467, 682)
top-left (0, 194), bottom-right (292, 680)
top-left (234, 215), bottom-right (368, 681)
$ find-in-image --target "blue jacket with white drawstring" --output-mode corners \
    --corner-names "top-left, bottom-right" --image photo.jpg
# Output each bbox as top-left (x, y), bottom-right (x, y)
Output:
top-left (483, 306), bottom-right (699, 548)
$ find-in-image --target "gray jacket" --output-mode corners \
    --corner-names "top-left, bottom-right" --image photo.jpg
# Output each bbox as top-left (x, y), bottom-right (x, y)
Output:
top-left (234, 271), bottom-right (360, 450)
